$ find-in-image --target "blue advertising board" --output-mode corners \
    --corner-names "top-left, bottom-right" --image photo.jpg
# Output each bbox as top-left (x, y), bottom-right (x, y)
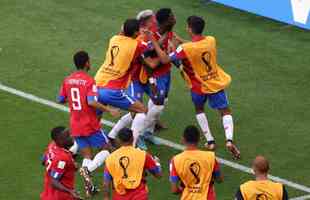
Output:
top-left (212, 0), bottom-right (310, 30)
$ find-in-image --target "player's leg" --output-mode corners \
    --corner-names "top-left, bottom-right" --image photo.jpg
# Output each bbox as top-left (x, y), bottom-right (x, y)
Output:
top-left (108, 81), bottom-right (145, 141)
top-left (191, 91), bottom-right (216, 150)
top-left (78, 131), bottom-right (110, 196)
top-left (208, 90), bottom-right (240, 159)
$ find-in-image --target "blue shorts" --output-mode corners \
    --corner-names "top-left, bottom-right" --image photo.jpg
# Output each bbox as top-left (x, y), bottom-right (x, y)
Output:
top-left (191, 90), bottom-right (229, 109)
top-left (149, 73), bottom-right (171, 105)
top-left (126, 80), bottom-right (150, 102)
top-left (74, 130), bottom-right (109, 150)
top-left (97, 88), bottom-right (137, 111)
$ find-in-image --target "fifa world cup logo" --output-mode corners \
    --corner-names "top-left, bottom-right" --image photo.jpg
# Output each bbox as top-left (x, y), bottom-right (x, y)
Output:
top-left (119, 156), bottom-right (130, 179)
top-left (201, 51), bottom-right (212, 73)
top-left (109, 45), bottom-right (120, 66)
top-left (189, 162), bottom-right (201, 184)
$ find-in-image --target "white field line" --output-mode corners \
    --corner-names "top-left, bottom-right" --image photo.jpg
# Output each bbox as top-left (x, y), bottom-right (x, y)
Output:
top-left (290, 195), bottom-right (310, 200)
top-left (1, 82), bottom-right (310, 195)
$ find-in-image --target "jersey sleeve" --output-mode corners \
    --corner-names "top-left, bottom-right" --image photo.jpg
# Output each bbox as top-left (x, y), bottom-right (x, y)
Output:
top-left (103, 166), bottom-right (112, 183)
top-left (169, 158), bottom-right (179, 183)
top-left (57, 82), bottom-right (67, 103)
top-left (234, 187), bottom-right (244, 200)
top-left (212, 159), bottom-right (221, 179)
top-left (144, 153), bottom-right (161, 175)
top-left (169, 45), bottom-right (187, 62)
top-left (49, 155), bottom-right (68, 180)
top-left (87, 81), bottom-right (99, 104)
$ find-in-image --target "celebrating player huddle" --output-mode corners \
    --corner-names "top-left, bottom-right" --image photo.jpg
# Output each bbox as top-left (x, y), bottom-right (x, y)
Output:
top-left (40, 8), bottom-right (288, 200)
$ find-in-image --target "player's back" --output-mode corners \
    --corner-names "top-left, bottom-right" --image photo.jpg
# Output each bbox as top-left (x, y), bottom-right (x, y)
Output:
top-left (62, 71), bottom-right (101, 136)
top-left (173, 150), bottom-right (216, 200)
top-left (240, 180), bottom-right (283, 200)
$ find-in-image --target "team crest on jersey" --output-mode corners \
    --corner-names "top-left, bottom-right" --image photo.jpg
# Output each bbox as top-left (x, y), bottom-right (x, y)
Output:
top-left (57, 161), bottom-right (66, 169)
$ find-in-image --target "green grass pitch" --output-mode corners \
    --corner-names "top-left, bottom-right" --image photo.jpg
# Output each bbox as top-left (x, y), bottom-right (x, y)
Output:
top-left (1, 0), bottom-right (310, 199)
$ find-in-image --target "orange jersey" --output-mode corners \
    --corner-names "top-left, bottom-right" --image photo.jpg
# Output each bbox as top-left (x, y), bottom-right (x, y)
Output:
top-left (171, 150), bottom-right (217, 200)
top-left (240, 180), bottom-right (284, 200)
top-left (170, 35), bottom-right (231, 94)
top-left (95, 35), bottom-right (146, 89)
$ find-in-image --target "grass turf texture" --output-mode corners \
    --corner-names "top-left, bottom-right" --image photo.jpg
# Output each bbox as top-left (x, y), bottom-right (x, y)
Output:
top-left (0, 0), bottom-right (310, 199)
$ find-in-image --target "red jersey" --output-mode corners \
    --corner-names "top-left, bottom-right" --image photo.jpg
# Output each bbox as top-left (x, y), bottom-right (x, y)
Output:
top-left (58, 71), bottom-right (101, 136)
top-left (151, 30), bottom-right (174, 77)
top-left (40, 145), bottom-right (77, 200)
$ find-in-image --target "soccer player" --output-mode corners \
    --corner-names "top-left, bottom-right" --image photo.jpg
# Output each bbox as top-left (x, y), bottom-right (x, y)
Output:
top-left (146, 15), bottom-right (241, 159)
top-left (103, 128), bottom-right (162, 200)
top-left (107, 9), bottom-right (177, 147)
top-left (169, 125), bottom-right (223, 200)
top-left (40, 126), bottom-right (82, 200)
top-left (58, 51), bottom-right (119, 196)
top-left (235, 156), bottom-right (288, 200)
top-left (95, 19), bottom-right (157, 147)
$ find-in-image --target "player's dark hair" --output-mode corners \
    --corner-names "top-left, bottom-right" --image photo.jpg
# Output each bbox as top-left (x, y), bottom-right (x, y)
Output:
top-left (51, 126), bottom-right (67, 141)
top-left (183, 125), bottom-right (200, 144)
top-left (118, 128), bottom-right (133, 143)
top-left (123, 19), bottom-right (140, 37)
top-left (187, 16), bottom-right (205, 34)
top-left (73, 51), bottom-right (89, 70)
top-left (156, 8), bottom-right (172, 25)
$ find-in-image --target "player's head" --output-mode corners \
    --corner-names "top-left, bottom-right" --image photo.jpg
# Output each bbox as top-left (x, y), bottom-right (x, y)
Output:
top-left (156, 8), bottom-right (176, 32)
top-left (252, 155), bottom-right (270, 176)
top-left (186, 16), bottom-right (205, 36)
top-left (137, 9), bottom-right (154, 29)
top-left (123, 19), bottom-right (140, 38)
top-left (118, 128), bottom-right (134, 145)
top-left (73, 50), bottom-right (90, 71)
top-left (51, 126), bottom-right (74, 149)
top-left (183, 125), bottom-right (200, 146)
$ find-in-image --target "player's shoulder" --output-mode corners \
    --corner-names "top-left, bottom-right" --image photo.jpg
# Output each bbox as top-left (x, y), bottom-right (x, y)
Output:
top-left (205, 35), bottom-right (217, 43)
top-left (240, 180), bottom-right (255, 188)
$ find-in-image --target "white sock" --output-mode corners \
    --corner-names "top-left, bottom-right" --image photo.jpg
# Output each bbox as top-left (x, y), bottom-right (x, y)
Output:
top-left (131, 113), bottom-right (146, 147)
top-left (108, 113), bottom-right (133, 139)
top-left (144, 105), bottom-right (164, 131)
top-left (222, 114), bottom-right (234, 141)
top-left (148, 99), bottom-right (155, 110)
top-left (196, 113), bottom-right (214, 142)
top-left (164, 98), bottom-right (168, 106)
top-left (69, 140), bottom-right (78, 155)
top-left (86, 150), bottom-right (110, 172)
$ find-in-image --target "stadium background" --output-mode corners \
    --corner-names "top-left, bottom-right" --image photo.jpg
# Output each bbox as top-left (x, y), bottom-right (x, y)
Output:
top-left (0, 0), bottom-right (310, 199)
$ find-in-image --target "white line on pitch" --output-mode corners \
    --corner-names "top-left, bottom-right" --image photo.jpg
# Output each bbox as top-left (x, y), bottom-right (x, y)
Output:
top-left (1, 82), bottom-right (310, 194)
top-left (290, 195), bottom-right (310, 200)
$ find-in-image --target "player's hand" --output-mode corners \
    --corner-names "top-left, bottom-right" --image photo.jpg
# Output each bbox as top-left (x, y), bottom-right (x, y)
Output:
top-left (70, 190), bottom-right (83, 200)
top-left (109, 107), bottom-right (121, 118)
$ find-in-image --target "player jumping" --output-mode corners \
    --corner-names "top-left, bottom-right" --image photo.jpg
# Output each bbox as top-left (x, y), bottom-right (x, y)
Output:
top-left (146, 16), bottom-right (241, 159)
top-left (40, 126), bottom-right (83, 200)
top-left (95, 19), bottom-right (157, 148)
top-left (58, 51), bottom-right (119, 196)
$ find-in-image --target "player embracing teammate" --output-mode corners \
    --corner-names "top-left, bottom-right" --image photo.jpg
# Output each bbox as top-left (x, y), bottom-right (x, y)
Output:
top-left (40, 9), bottom-right (249, 200)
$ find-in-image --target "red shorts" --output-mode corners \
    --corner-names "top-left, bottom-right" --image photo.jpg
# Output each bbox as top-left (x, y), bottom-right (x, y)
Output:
top-left (113, 184), bottom-right (148, 200)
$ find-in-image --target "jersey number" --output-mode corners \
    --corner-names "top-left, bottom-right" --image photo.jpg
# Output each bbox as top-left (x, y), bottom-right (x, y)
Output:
top-left (201, 51), bottom-right (212, 73)
top-left (109, 45), bottom-right (120, 66)
top-left (70, 88), bottom-right (82, 110)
